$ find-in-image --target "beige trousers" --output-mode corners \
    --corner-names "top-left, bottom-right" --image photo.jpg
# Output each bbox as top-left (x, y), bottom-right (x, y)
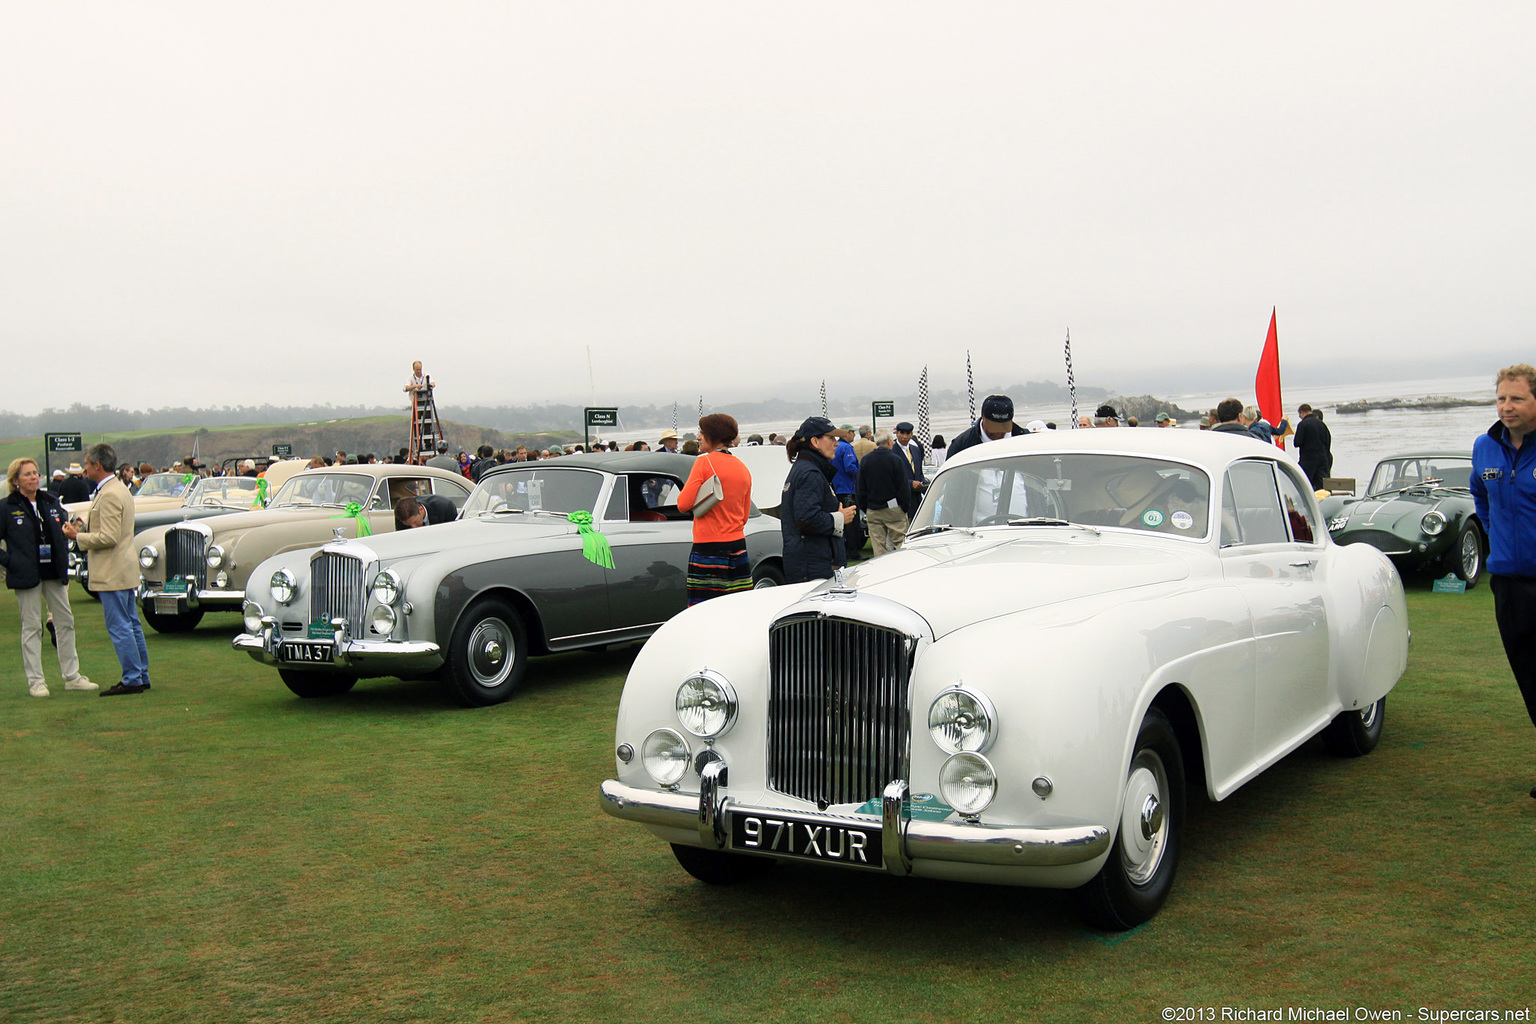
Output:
top-left (864, 506), bottom-right (910, 557)
top-left (16, 579), bottom-right (81, 687)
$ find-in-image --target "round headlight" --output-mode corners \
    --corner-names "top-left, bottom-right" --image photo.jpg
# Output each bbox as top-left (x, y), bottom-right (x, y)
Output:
top-left (928, 687), bottom-right (998, 754)
top-left (369, 604), bottom-right (397, 635)
top-left (641, 728), bottom-right (691, 787)
top-left (242, 601), bottom-right (264, 635)
top-left (138, 545), bottom-right (158, 570)
top-left (270, 568), bottom-right (296, 605)
top-left (1421, 510), bottom-right (1447, 536)
top-left (675, 671), bottom-right (738, 738)
top-left (939, 752), bottom-right (998, 816)
top-left (205, 544), bottom-right (225, 569)
top-left (371, 569), bottom-right (402, 606)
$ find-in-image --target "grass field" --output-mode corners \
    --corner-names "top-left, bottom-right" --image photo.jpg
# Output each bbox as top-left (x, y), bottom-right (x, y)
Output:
top-left (1, 581), bottom-right (1533, 1023)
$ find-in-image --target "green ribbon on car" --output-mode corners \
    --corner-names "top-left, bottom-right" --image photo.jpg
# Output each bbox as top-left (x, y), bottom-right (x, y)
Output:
top-left (253, 478), bottom-right (269, 509)
top-left (567, 510), bottom-right (614, 568)
top-left (331, 500), bottom-right (373, 537)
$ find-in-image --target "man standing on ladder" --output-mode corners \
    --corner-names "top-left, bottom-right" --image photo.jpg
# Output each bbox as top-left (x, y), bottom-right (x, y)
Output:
top-left (404, 360), bottom-right (443, 465)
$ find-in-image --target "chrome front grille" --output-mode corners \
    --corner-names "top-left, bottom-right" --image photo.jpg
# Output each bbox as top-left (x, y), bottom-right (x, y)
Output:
top-left (165, 529), bottom-right (208, 589)
top-left (767, 614), bottom-right (916, 807)
top-left (310, 552), bottom-right (368, 632)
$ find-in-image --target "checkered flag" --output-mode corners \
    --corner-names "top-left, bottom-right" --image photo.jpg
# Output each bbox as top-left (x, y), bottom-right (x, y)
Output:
top-left (966, 351), bottom-right (976, 421)
top-left (916, 366), bottom-right (932, 451)
top-left (820, 380), bottom-right (828, 417)
top-left (672, 402), bottom-right (677, 435)
top-left (1065, 329), bottom-right (1079, 428)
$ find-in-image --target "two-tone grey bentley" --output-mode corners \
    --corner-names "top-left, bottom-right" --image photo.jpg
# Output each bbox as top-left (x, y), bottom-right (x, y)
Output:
top-left (232, 452), bottom-right (787, 706)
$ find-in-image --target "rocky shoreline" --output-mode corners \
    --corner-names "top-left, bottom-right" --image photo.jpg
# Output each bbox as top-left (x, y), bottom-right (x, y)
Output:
top-left (1335, 396), bottom-right (1489, 414)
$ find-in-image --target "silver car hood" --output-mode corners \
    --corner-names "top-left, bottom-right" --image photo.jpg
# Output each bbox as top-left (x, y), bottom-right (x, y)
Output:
top-left (807, 530), bottom-right (1193, 639)
top-left (351, 514), bottom-right (577, 561)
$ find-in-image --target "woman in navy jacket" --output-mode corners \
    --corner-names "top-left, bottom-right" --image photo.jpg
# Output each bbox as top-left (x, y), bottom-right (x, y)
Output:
top-left (1, 458), bottom-right (93, 696)
top-left (780, 417), bottom-right (857, 583)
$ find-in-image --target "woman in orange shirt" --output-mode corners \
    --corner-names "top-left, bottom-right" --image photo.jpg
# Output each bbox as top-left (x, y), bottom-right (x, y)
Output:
top-left (677, 413), bottom-right (754, 606)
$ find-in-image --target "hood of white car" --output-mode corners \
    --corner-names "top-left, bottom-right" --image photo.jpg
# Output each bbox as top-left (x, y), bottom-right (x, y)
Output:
top-left (809, 529), bottom-right (1194, 638)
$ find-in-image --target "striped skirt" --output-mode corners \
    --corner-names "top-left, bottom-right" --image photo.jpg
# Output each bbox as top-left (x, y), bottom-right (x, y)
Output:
top-left (687, 540), bottom-right (752, 606)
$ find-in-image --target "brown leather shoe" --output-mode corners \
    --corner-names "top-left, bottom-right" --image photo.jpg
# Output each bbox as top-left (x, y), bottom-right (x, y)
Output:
top-left (99, 682), bottom-right (148, 696)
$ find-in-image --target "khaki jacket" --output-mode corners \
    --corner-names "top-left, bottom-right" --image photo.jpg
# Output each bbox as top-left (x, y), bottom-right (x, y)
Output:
top-left (76, 477), bottom-right (138, 592)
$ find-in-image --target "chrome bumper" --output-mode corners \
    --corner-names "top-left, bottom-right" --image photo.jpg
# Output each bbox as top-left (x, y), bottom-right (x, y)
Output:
top-left (232, 617), bottom-right (442, 674)
top-left (138, 580), bottom-right (243, 611)
top-left (598, 774), bottom-right (1110, 871)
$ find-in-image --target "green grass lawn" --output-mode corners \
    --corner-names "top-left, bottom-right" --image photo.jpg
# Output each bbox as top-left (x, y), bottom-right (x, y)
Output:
top-left (1, 582), bottom-right (1532, 1023)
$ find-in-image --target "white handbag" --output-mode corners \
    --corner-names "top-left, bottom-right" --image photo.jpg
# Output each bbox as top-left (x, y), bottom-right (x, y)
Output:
top-left (691, 454), bottom-right (724, 517)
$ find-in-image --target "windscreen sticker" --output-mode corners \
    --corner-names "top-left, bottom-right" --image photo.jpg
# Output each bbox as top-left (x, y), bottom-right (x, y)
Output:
top-left (1170, 510), bottom-right (1194, 530)
top-left (1141, 508), bottom-right (1165, 528)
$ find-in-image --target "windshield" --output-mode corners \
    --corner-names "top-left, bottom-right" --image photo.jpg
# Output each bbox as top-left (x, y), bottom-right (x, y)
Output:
top-left (271, 472), bottom-right (379, 508)
top-left (137, 474), bottom-right (186, 498)
top-left (188, 477), bottom-right (261, 506)
top-left (1367, 457), bottom-right (1471, 495)
top-left (464, 468), bottom-right (605, 517)
top-left (912, 453), bottom-right (1212, 539)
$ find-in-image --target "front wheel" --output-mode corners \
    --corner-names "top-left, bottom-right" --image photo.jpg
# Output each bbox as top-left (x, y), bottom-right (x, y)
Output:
top-left (1448, 522), bottom-right (1484, 589)
top-left (278, 670), bottom-right (357, 698)
top-left (443, 598), bottom-right (528, 707)
top-left (1321, 696), bottom-right (1386, 757)
top-left (670, 844), bottom-right (776, 885)
top-left (1078, 706), bottom-right (1185, 931)
top-left (142, 606), bottom-right (204, 633)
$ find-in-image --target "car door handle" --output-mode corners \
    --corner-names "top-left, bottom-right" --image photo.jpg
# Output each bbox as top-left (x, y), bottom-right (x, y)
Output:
top-left (1289, 560), bottom-right (1316, 568)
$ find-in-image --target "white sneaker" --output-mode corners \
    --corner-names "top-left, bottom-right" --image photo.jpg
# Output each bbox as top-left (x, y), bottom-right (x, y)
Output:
top-left (63, 675), bottom-right (98, 691)
top-left (29, 683), bottom-right (50, 697)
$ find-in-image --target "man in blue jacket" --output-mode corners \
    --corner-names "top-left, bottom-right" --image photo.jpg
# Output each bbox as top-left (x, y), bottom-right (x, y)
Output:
top-left (1470, 363), bottom-right (1536, 800)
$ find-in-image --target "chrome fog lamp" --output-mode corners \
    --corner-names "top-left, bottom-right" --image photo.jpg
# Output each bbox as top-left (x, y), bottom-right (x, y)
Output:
top-left (939, 752), bottom-right (998, 816)
top-left (641, 729), bottom-right (691, 787)
top-left (928, 686), bottom-right (998, 754)
top-left (205, 544), bottom-right (226, 569)
top-left (369, 604), bottom-right (396, 635)
top-left (270, 568), bottom-right (297, 605)
top-left (138, 545), bottom-right (158, 570)
top-left (213, 570), bottom-right (229, 588)
top-left (1421, 510), bottom-right (1447, 536)
top-left (675, 670), bottom-right (738, 738)
top-left (242, 601), bottom-right (264, 635)
top-left (370, 569), bottom-right (402, 606)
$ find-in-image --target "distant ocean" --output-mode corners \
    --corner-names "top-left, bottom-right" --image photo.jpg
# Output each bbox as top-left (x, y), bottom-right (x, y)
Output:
top-left (601, 374), bottom-right (1498, 488)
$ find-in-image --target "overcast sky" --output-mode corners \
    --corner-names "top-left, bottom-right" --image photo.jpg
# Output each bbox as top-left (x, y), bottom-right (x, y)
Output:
top-left (4, 2), bottom-right (1533, 417)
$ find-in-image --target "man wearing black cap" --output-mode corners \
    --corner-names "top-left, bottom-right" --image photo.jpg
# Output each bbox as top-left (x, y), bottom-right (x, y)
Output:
top-left (947, 395), bottom-right (1028, 458)
top-left (893, 422), bottom-right (926, 495)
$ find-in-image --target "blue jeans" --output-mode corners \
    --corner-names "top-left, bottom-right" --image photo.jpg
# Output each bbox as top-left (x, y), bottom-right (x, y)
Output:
top-left (99, 589), bottom-right (150, 687)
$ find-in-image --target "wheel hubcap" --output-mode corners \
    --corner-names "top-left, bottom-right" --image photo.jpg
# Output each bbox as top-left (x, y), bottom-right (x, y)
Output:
top-left (1120, 753), bottom-right (1170, 885)
top-left (467, 619), bottom-right (513, 687)
top-left (1462, 533), bottom-right (1480, 577)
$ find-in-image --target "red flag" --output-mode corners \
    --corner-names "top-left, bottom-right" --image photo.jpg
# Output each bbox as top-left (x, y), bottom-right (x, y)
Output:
top-left (1254, 308), bottom-right (1285, 448)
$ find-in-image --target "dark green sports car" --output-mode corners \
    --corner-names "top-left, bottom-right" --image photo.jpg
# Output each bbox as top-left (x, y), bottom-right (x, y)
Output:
top-left (1317, 451), bottom-right (1484, 587)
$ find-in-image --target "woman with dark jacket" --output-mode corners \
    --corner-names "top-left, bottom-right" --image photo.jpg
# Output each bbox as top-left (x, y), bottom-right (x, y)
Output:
top-left (1, 458), bottom-right (94, 696)
top-left (781, 416), bottom-right (857, 583)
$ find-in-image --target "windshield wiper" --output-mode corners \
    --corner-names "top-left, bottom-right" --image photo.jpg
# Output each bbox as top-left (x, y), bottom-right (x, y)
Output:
top-left (1001, 517), bottom-right (1101, 533)
top-left (908, 524), bottom-right (963, 539)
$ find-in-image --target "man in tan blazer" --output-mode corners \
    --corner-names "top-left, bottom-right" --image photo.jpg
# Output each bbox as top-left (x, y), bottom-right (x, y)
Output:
top-left (62, 443), bottom-right (150, 696)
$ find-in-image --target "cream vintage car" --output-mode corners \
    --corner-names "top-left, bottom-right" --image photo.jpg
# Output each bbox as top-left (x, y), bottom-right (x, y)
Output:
top-left (135, 463), bottom-right (471, 632)
top-left (600, 429), bottom-right (1409, 930)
